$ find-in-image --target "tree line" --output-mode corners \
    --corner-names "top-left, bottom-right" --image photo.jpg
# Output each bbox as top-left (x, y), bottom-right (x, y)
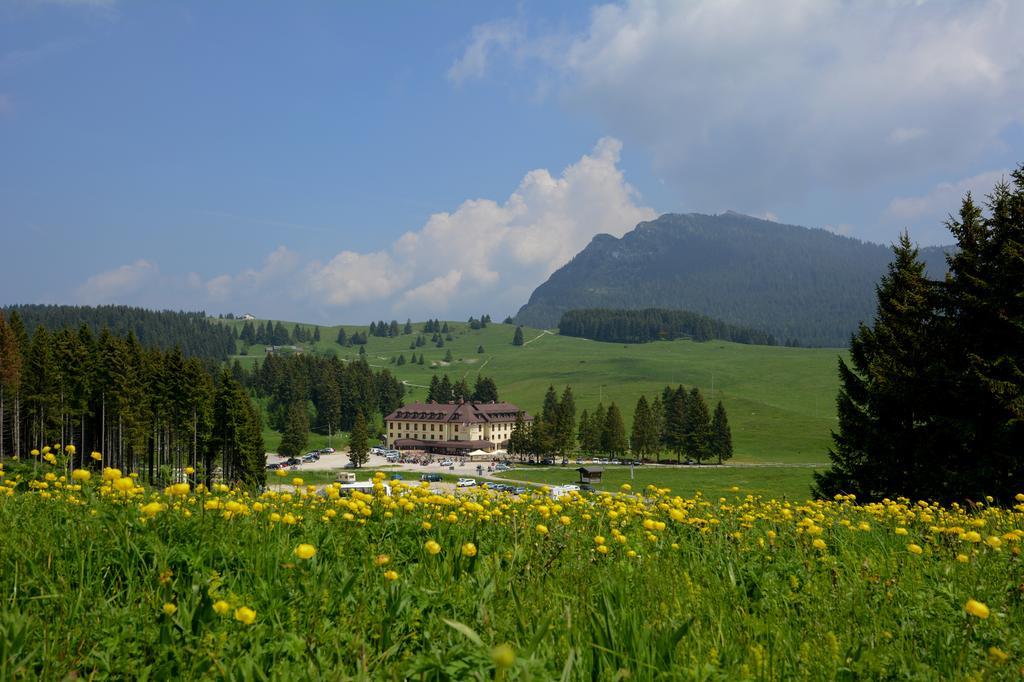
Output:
top-left (238, 320), bottom-right (321, 347)
top-left (558, 308), bottom-right (776, 346)
top-left (816, 166), bottom-right (1024, 504)
top-left (2, 304), bottom-right (237, 360)
top-left (424, 374), bottom-right (499, 404)
top-left (0, 311), bottom-right (265, 487)
top-left (245, 353), bottom-right (404, 457)
top-left (506, 384), bottom-right (732, 463)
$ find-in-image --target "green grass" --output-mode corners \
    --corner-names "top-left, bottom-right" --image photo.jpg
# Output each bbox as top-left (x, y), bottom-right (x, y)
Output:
top-left (2, 473), bottom-right (1021, 678)
top-left (269, 469), bottom-right (460, 486)
top-left (495, 464), bottom-right (821, 500)
top-left (220, 318), bottom-right (843, 464)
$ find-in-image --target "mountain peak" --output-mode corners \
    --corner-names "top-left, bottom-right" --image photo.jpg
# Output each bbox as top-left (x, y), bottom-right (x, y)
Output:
top-left (516, 213), bottom-right (951, 346)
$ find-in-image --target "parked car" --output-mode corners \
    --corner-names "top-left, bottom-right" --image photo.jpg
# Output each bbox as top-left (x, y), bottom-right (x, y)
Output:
top-left (343, 461), bottom-right (358, 469)
top-left (320, 447), bottom-right (335, 454)
top-left (579, 483), bottom-right (597, 493)
top-left (494, 463), bottom-right (511, 471)
top-left (512, 486), bottom-right (528, 495)
top-left (540, 458), bottom-right (555, 465)
top-left (420, 473), bottom-right (443, 482)
top-left (286, 457), bottom-right (300, 466)
top-left (456, 478), bottom-right (476, 488)
top-left (439, 459), bottom-right (454, 467)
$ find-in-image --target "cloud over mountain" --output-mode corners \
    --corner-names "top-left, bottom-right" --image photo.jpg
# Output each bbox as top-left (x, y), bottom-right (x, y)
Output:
top-left (74, 138), bottom-right (656, 321)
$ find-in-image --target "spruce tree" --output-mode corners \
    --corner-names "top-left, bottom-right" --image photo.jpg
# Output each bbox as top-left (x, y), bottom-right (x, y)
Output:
top-left (603, 402), bottom-right (627, 457)
top-left (577, 410), bottom-right (590, 454)
top-left (555, 386), bottom-right (576, 456)
top-left (588, 403), bottom-right (606, 454)
top-left (685, 388), bottom-right (712, 463)
top-left (711, 401), bottom-right (733, 464)
top-left (336, 328), bottom-right (347, 346)
top-left (477, 345), bottom-right (485, 354)
top-left (649, 395), bottom-right (665, 463)
top-left (348, 411), bottom-right (369, 468)
top-left (814, 234), bottom-right (942, 500)
top-left (665, 386), bottom-right (688, 462)
top-left (278, 402), bottom-right (309, 458)
top-left (630, 395), bottom-right (657, 460)
top-left (512, 326), bottom-right (524, 346)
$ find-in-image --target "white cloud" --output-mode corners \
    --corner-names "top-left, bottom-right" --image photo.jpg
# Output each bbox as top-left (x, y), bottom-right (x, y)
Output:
top-left (73, 139), bottom-right (656, 321)
top-left (75, 259), bottom-right (158, 303)
top-left (884, 169), bottom-right (1009, 243)
top-left (447, 20), bottom-right (522, 85)
top-left (306, 251), bottom-right (410, 307)
top-left (455, 1), bottom-right (1024, 224)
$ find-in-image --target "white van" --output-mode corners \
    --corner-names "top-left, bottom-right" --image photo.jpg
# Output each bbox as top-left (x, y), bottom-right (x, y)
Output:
top-left (335, 472), bottom-right (357, 484)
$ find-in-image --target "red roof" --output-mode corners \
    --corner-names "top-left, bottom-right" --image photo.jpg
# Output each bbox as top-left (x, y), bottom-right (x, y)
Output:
top-left (386, 400), bottom-right (530, 424)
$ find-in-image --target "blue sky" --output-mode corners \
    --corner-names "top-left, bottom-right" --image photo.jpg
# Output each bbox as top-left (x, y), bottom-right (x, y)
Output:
top-left (2, 0), bottom-right (1022, 323)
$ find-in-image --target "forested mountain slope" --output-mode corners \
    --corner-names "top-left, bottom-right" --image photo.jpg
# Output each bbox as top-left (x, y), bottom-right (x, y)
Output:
top-left (2, 304), bottom-right (236, 359)
top-left (516, 212), bottom-right (951, 347)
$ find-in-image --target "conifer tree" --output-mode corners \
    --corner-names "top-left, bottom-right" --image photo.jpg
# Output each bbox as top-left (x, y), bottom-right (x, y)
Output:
top-left (649, 395), bottom-right (665, 462)
top-left (404, 319), bottom-right (413, 335)
top-left (685, 387), bottom-right (712, 463)
top-left (278, 402), bottom-right (309, 458)
top-left (711, 401), bottom-right (733, 464)
top-left (336, 328), bottom-right (347, 346)
top-left (602, 402), bottom-right (627, 457)
top-left (512, 326), bottom-right (524, 346)
top-left (630, 395), bottom-right (658, 460)
top-left (348, 411), bottom-right (369, 468)
top-left (665, 386), bottom-right (688, 462)
top-left (814, 234), bottom-right (941, 500)
top-left (577, 409), bottom-right (590, 454)
top-left (555, 386), bottom-right (576, 456)
top-left (588, 403), bottom-right (606, 454)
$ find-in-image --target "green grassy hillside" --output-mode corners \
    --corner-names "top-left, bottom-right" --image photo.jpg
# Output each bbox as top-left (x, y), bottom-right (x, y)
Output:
top-left (221, 319), bottom-right (843, 464)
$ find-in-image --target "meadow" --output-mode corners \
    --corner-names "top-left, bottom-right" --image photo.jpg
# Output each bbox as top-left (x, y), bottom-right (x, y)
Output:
top-left (496, 464), bottom-right (822, 501)
top-left (2, 456), bottom-right (1022, 679)
top-left (223, 319), bottom-right (843, 465)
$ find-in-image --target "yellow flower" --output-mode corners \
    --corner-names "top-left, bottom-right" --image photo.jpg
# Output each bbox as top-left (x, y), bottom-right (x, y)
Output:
top-left (424, 540), bottom-right (442, 555)
top-left (491, 643), bottom-right (516, 669)
top-left (374, 554), bottom-right (391, 567)
top-left (907, 543), bottom-right (923, 555)
top-left (292, 478), bottom-right (304, 487)
top-left (213, 600), bottom-right (230, 615)
top-left (965, 599), bottom-right (989, 619)
top-left (956, 553), bottom-right (969, 563)
top-left (626, 549), bottom-right (637, 558)
top-left (988, 646), bottom-right (1009, 664)
top-left (113, 477), bottom-right (135, 493)
top-left (234, 606), bottom-right (257, 625)
top-left (461, 542), bottom-right (478, 558)
top-left (596, 544), bottom-right (610, 554)
top-left (383, 570), bottom-right (399, 581)
top-left (812, 538), bottom-right (827, 551)
top-left (162, 603), bottom-right (177, 616)
top-left (30, 449), bottom-right (39, 457)
top-left (184, 466), bottom-right (195, 475)
top-left (1015, 493), bottom-right (1024, 503)
top-left (535, 524), bottom-right (549, 535)
top-left (421, 521), bottom-right (432, 531)
top-left (895, 527), bottom-right (908, 535)
top-left (275, 469), bottom-right (287, 477)
top-left (65, 444), bottom-right (76, 455)
top-left (141, 502), bottom-right (164, 516)
top-left (91, 451), bottom-right (103, 461)
top-left (559, 515), bottom-right (571, 526)
top-left (729, 486), bottom-right (740, 493)
top-left (294, 543), bottom-right (316, 560)
top-left (71, 469), bottom-right (91, 482)
top-left (594, 535), bottom-right (606, 545)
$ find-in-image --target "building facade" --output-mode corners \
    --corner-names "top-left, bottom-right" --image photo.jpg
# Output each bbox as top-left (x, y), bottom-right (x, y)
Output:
top-left (384, 400), bottom-right (530, 455)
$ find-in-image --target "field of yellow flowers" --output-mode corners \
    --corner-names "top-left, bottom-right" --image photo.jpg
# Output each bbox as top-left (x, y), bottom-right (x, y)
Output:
top-left (1, 452), bottom-right (1023, 679)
